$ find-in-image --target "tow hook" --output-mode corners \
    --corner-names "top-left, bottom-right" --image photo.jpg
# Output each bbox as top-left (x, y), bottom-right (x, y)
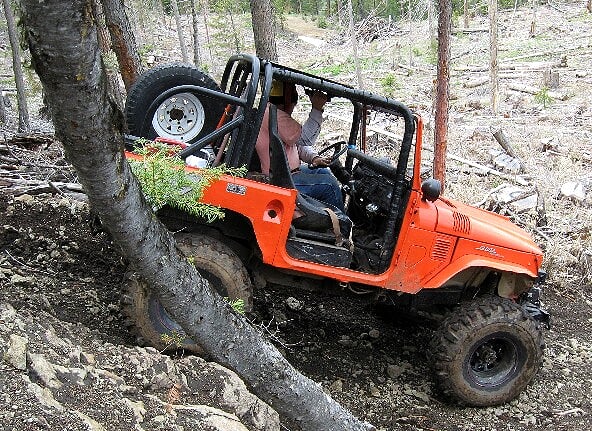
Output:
top-left (521, 270), bottom-right (551, 329)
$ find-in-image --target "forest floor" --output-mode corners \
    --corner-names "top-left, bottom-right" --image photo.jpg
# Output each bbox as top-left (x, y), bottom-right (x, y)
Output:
top-left (1, 2), bottom-right (591, 430)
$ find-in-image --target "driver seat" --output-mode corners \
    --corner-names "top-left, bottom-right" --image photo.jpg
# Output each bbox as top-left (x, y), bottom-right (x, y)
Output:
top-left (267, 105), bottom-right (353, 265)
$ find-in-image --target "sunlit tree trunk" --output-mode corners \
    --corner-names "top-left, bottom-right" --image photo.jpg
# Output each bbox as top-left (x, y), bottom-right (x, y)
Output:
top-left (489, 0), bottom-right (499, 114)
top-left (172, 0), bottom-right (190, 63)
top-left (102, 0), bottom-right (143, 90)
top-left (2, 0), bottom-right (30, 132)
top-left (19, 1), bottom-right (375, 429)
top-left (249, 0), bottom-right (278, 61)
top-left (347, 0), bottom-right (364, 88)
top-left (191, 0), bottom-right (201, 66)
top-left (433, 0), bottom-right (451, 190)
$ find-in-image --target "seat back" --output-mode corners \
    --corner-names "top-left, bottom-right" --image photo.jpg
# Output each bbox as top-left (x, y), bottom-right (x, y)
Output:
top-left (268, 105), bottom-right (296, 189)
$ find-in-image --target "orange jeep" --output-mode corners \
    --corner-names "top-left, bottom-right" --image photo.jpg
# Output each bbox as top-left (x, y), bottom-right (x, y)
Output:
top-left (123, 54), bottom-right (548, 407)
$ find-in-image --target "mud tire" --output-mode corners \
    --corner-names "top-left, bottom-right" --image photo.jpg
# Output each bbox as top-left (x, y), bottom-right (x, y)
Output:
top-left (125, 63), bottom-right (225, 144)
top-left (124, 233), bottom-right (253, 354)
top-left (428, 296), bottom-right (544, 406)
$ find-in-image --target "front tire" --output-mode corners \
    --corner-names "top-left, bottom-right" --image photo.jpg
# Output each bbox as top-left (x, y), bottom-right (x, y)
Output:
top-left (428, 296), bottom-right (544, 406)
top-left (125, 63), bottom-right (225, 144)
top-left (124, 233), bottom-right (253, 354)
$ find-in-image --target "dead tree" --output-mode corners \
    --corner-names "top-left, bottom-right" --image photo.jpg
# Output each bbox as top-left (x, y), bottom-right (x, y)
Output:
top-left (19, 0), bottom-right (375, 429)
top-left (434, 0), bottom-right (452, 190)
top-left (489, 0), bottom-right (499, 114)
top-left (172, 0), bottom-right (190, 63)
top-left (249, 0), bottom-right (278, 61)
top-left (1, 0), bottom-right (30, 132)
top-left (102, 0), bottom-right (143, 90)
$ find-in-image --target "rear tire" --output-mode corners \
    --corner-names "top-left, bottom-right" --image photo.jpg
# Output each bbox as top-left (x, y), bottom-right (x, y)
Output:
top-left (124, 233), bottom-right (253, 354)
top-left (428, 296), bottom-right (543, 406)
top-left (125, 63), bottom-right (225, 144)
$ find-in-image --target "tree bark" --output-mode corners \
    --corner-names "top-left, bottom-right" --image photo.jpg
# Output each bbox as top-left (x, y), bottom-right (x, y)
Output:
top-left (433, 0), bottom-right (452, 190)
top-left (249, 0), bottom-right (278, 61)
top-left (0, 91), bottom-right (6, 125)
top-left (587, 0), bottom-right (592, 13)
top-left (347, 0), bottom-right (364, 88)
top-left (101, 0), bottom-right (143, 90)
top-left (489, 0), bottom-right (499, 114)
top-left (2, 0), bottom-right (30, 132)
top-left (19, 1), bottom-right (375, 430)
top-left (191, 0), bottom-right (201, 66)
top-left (171, 0), bottom-right (190, 63)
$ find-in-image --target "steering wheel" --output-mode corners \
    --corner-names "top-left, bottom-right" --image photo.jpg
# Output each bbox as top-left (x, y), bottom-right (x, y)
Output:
top-left (308, 141), bottom-right (348, 169)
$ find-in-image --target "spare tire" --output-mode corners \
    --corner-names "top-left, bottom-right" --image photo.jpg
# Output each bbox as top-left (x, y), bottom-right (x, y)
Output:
top-left (125, 63), bottom-right (225, 144)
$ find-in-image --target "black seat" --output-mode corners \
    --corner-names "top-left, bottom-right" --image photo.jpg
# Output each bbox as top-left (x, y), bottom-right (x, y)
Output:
top-left (267, 105), bottom-right (352, 247)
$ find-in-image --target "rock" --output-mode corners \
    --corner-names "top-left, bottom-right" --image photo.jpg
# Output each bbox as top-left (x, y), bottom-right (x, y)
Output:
top-left (285, 296), bottom-right (303, 311)
top-left (10, 274), bottom-right (35, 285)
top-left (28, 353), bottom-right (62, 389)
top-left (0, 303), bottom-right (280, 431)
top-left (5, 334), bottom-right (28, 370)
top-left (560, 181), bottom-right (586, 202)
top-left (387, 364), bottom-right (405, 379)
top-left (368, 329), bottom-right (380, 339)
top-left (329, 379), bottom-right (343, 393)
top-left (14, 194), bottom-right (34, 203)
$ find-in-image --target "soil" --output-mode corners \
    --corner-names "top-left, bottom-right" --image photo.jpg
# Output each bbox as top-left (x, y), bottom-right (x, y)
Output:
top-left (1, 2), bottom-right (592, 430)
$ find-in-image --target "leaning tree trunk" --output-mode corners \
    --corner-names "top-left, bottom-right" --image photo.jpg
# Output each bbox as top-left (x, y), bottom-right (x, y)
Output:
top-left (433, 0), bottom-right (452, 190)
top-left (101, 0), bottom-right (143, 90)
top-left (171, 0), bottom-right (189, 63)
top-left (489, 0), bottom-right (499, 114)
top-left (2, 0), bottom-right (30, 132)
top-left (19, 1), bottom-right (375, 430)
top-left (249, 0), bottom-right (278, 61)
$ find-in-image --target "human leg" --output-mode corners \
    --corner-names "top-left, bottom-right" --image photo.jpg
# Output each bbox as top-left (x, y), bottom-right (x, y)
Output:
top-left (292, 168), bottom-right (344, 211)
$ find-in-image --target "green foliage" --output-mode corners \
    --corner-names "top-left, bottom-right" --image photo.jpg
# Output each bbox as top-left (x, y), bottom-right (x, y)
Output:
top-left (226, 297), bottom-right (246, 314)
top-left (160, 329), bottom-right (186, 349)
top-left (129, 141), bottom-right (246, 222)
top-left (380, 72), bottom-right (400, 97)
top-left (534, 87), bottom-right (553, 108)
top-left (316, 14), bottom-right (328, 29)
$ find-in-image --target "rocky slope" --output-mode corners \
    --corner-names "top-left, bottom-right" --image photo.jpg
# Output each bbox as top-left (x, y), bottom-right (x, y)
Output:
top-left (0, 301), bottom-right (279, 431)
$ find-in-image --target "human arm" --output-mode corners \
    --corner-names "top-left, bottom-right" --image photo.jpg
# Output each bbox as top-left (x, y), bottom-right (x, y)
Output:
top-left (297, 92), bottom-right (328, 165)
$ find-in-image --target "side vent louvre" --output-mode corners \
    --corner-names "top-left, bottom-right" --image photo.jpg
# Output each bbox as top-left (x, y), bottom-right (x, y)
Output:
top-left (432, 238), bottom-right (451, 261)
top-left (453, 211), bottom-right (471, 234)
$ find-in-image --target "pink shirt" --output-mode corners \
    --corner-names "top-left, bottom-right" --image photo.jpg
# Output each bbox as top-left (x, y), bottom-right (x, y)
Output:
top-left (255, 104), bottom-right (323, 175)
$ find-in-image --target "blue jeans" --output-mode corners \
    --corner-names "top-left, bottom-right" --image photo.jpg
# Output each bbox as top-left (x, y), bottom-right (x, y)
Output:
top-left (292, 165), bottom-right (344, 211)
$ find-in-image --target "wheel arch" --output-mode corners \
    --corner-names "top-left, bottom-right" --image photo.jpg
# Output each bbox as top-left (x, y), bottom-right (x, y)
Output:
top-left (156, 206), bottom-right (261, 264)
top-left (423, 255), bottom-right (538, 297)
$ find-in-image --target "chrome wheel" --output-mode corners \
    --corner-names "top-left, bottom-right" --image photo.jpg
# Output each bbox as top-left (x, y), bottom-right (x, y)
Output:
top-left (151, 92), bottom-right (205, 142)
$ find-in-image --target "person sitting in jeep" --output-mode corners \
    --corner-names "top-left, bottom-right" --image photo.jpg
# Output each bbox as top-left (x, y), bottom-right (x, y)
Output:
top-left (254, 81), bottom-right (344, 211)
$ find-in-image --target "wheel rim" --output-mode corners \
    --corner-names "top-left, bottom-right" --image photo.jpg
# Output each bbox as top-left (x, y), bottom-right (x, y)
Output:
top-left (148, 297), bottom-right (194, 345)
top-left (151, 92), bottom-right (205, 142)
top-left (466, 333), bottom-right (519, 388)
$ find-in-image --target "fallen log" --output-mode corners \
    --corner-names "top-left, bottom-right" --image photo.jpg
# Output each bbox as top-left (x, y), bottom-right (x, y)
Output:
top-left (507, 83), bottom-right (569, 100)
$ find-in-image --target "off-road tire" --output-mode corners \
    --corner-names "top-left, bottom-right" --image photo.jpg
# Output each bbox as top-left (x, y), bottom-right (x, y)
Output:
top-left (124, 233), bottom-right (253, 354)
top-left (428, 296), bottom-right (544, 406)
top-left (125, 63), bottom-right (225, 144)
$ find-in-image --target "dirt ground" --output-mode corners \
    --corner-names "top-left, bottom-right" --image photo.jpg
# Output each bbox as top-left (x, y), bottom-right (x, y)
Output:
top-left (1, 2), bottom-right (591, 430)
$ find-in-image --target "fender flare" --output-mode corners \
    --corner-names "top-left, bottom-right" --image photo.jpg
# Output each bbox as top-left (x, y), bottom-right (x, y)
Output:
top-left (422, 255), bottom-right (538, 291)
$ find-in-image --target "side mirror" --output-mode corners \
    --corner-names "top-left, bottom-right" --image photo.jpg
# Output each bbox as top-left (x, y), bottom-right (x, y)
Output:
top-left (421, 179), bottom-right (441, 202)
